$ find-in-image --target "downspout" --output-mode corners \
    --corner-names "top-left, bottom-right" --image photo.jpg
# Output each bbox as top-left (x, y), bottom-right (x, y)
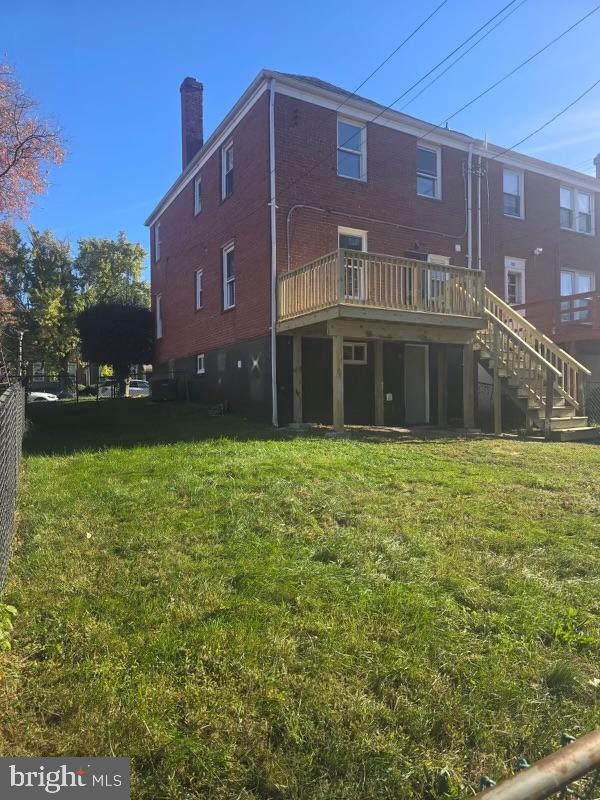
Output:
top-left (467, 144), bottom-right (473, 268)
top-left (477, 153), bottom-right (482, 270)
top-left (269, 79), bottom-right (279, 427)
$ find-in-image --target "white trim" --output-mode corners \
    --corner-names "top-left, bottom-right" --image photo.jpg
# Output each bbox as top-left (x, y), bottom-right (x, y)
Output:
top-left (504, 257), bottom-right (526, 306)
top-left (416, 144), bottom-right (442, 200)
top-left (196, 353), bottom-right (205, 374)
top-left (195, 268), bottom-right (203, 310)
top-left (338, 226), bottom-right (368, 251)
top-left (343, 341), bottom-right (368, 365)
top-left (221, 141), bottom-right (234, 200)
top-left (502, 168), bottom-right (525, 220)
top-left (146, 70), bottom-right (600, 228)
top-left (269, 79), bottom-right (278, 427)
top-left (337, 116), bottom-right (367, 181)
top-left (193, 176), bottom-right (202, 215)
top-left (222, 242), bottom-right (235, 310)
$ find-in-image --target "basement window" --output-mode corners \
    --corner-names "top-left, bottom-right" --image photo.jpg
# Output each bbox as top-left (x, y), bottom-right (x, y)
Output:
top-left (343, 342), bottom-right (367, 365)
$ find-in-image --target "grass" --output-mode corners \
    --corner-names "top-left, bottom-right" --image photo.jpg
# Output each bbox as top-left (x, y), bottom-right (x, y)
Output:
top-left (1, 399), bottom-right (600, 799)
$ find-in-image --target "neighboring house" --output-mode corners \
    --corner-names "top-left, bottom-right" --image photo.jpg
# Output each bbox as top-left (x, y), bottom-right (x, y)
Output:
top-left (146, 71), bottom-right (600, 439)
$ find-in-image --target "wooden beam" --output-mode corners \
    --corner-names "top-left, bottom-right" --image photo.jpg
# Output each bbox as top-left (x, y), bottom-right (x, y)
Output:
top-left (462, 342), bottom-right (475, 429)
top-left (544, 367), bottom-right (555, 440)
top-left (492, 324), bottom-right (502, 434)
top-left (332, 334), bottom-right (344, 431)
top-left (374, 340), bottom-right (384, 426)
top-left (327, 318), bottom-right (474, 344)
top-left (437, 346), bottom-right (448, 427)
top-left (292, 334), bottom-right (303, 424)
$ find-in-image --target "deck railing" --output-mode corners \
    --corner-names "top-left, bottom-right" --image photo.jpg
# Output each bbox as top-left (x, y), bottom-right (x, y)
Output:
top-left (484, 289), bottom-right (590, 410)
top-left (513, 290), bottom-right (600, 343)
top-left (277, 250), bottom-right (485, 322)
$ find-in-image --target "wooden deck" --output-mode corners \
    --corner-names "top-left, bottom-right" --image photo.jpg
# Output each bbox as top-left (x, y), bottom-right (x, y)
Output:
top-left (277, 249), bottom-right (486, 331)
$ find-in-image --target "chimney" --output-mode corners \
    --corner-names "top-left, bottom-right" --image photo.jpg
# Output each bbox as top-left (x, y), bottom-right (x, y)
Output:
top-left (594, 153), bottom-right (600, 179)
top-left (180, 77), bottom-right (203, 170)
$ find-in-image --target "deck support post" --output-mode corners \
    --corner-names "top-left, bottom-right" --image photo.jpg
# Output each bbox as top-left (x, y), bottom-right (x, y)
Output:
top-left (462, 342), bottom-right (475, 429)
top-left (492, 324), bottom-right (502, 435)
top-left (292, 334), bottom-right (303, 424)
top-left (437, 346), bottom-right (448, 427)
top-left (374, 340), bottom-right (384, 426)
top-left (332, 334), bottom-right (345, 431)
top-left (544, 367), bottom-right (555, 440)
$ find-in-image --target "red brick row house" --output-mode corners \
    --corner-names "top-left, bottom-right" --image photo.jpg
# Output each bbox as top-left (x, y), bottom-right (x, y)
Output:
top-left (146, 71), bottom-right (600, 438)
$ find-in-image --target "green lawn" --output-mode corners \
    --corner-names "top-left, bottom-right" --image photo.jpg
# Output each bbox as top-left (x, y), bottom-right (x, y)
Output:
top-left (1, 400), bottom-right (600, 799)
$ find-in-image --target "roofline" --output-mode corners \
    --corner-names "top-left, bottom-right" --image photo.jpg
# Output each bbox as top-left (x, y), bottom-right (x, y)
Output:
top-left (145, 69), bottom-right (600, 227)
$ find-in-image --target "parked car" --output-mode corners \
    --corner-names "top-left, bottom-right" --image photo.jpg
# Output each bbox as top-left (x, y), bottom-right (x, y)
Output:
top-left (56, 388), bottom-right (76, 400)
top-left (28, 391), bottom-right (58, 402)
top-left (128, 379), bottom-right (150, 398)
top-left (98, 382), bottom-right (117, 398)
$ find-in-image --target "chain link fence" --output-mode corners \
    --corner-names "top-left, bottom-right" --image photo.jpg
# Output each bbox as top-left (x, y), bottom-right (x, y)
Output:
top-left (0, 383), bottom-right (25, 591)
top-left (586, 381), bottom-right (600, 425)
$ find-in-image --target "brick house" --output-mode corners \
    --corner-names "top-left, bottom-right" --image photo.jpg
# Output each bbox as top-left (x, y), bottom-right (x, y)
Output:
top-left (146, 71), bottom-right (600, 438)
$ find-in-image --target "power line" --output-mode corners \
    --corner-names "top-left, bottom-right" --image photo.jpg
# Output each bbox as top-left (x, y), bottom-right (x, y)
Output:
top-left (399, 0), bottom-right (528, 111)
top-left (332, 0), bottom-right (451, 114)
top-left (488, 76), bottom-right (600, 161)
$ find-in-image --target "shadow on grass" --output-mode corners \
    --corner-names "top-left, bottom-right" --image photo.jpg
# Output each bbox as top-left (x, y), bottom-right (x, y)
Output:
top-left (23, 399), bottom-right (280, 456)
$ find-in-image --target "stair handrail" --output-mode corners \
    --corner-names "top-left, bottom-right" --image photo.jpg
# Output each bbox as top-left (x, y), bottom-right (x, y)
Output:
top-left (484, 289), bottom-right (591, 376)
top-left (484, 311), bottom-right (561, 378)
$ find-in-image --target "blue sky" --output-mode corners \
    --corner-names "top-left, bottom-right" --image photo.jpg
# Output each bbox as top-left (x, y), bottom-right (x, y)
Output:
top-left (5, 0), bottom-right (600, 271)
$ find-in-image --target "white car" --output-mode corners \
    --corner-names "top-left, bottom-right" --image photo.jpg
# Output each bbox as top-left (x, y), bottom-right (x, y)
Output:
top-left (98, 382), bottom-right (117, 399)
top-left (28, 391), bottom-right (58, 402)
top-left (127, 379), bottom-right (150, 398)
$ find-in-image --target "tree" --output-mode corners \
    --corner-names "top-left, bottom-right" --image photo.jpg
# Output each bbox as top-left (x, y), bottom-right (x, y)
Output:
top-left (0, 63), bottom-right (66, 218)
top-left (0, 221), bottom-right (28, 332)
top-left (26, 229), bottom-right (80, 370)
top-left (77, 303), bottom-right (152, 392)
top-left (76, 232), bottom-right (149, 308)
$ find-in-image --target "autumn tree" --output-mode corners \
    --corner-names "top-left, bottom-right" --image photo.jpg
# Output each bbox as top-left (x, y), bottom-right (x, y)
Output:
top-left (0, 63), bottom-right (66, 219)
top-left (76, 232), bottom-right (149, 307)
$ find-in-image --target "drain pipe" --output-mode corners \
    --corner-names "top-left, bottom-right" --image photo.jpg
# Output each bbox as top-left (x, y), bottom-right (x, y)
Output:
top-left (477, 153), bottom-right (483, 270)
top-left (467, 144), bottom-right (473, 268)
top-left (269, 79), bottom-right (278, 427)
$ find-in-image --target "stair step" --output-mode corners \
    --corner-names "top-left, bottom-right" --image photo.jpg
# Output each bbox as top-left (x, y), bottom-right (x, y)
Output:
top-left (537, 405), bottom-right (577, 419)
top-left (550, 427), bottom-right (600, 442)
top-left (548, 416), bottom-right (589, 431)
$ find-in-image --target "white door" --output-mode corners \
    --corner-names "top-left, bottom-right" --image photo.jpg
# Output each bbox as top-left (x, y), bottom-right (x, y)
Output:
top-left (404, 345), bottom-right (429, 424)
top-left (504, 257), bottom-right (526, 307)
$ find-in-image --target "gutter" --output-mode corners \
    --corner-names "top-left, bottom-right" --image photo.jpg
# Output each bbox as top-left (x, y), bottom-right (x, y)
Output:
top-left (269, 79), bottom-right (278, 427)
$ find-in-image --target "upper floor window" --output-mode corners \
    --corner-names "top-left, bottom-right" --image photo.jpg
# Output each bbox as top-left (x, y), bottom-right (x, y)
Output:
top-left (561, 186), bottom-right (593, 234)
top-left (154, 222), bottom-right (161, 261)
top-left (416, 145), bottom-right (441, 199)
top-left (196, 354), bottom-right (205, 375)
top-left (195, 269), bottom-right (203, 310)
top-left (337, 118), bottom-right (366, 180)
top-left (222, 243), bottom-right (235, 310)
top-left (155, 294), bottom-right (163, 339)
top-left (503, 169), bottom-right (523, 218)
top-left (194, 176), bottom-right (202, 215)
top-left (222, 143), bottom-right (234, 199)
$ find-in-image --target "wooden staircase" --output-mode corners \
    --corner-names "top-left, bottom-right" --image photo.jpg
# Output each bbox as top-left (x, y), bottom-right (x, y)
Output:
top-left (474, 289), bottom-right (598, 441)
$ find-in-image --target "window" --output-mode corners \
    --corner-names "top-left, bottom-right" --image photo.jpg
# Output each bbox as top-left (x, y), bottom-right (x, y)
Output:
top-left (196, 354), bottom-right (205, 375)
top-left (222, 244), bottom-right (235, 309)
top-left (343, 342), bottom-right (368, 365)
top-left (195, 269), bottom-right (203, 310)
top-left (337, 118), bottom-right (366, 180)
top-left (222, 143), bottom-right (233, 199)
top-left (416, 145), bottom-right (441, 199)
top-left (194, 176), bottom-right (202, 215)
top-left (154, 222), bottom-right (161, 261)
top-left (560, 270), bottom-right (594, 320)
top-left (503, 169), bottom-right (523, 218)
top-left (561, 186), bottom-right (594, 234)
top-left (505, 257), bottom-right (526, 306)
top-left (155, 294), bottom-right (162, 339)
top-left (338, 227), bottom-right (367, 252)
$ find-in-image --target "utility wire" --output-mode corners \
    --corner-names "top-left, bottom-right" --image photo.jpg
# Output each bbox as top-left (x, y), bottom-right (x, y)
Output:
top-left (399, 0), bottom-right (528, 111)
top-left (487, 76), bottom-right (600, 161)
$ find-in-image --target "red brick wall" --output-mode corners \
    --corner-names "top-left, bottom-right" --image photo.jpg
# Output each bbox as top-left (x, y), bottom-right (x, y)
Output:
top-left (151, 91), bottom-right (271, 366)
